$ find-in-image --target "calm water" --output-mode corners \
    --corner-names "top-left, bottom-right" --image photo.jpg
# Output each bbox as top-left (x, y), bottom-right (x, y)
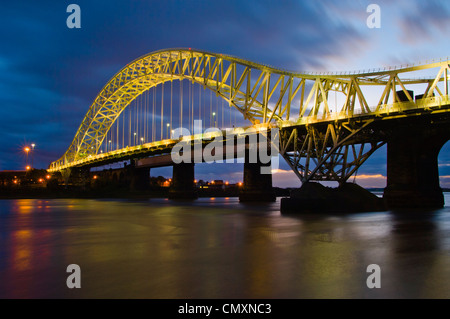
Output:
top-left (1, 194), bottom-right (450, 299)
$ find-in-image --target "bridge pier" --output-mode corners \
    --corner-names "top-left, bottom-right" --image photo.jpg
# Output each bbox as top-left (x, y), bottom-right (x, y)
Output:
top-left (61, 168), bottom-right (71, 188)
top-left (70, 167), bottom-right (91, 189)
top-left (384, 123), bottom-right (449, 209)
top-left (281, 182), bottom-right (386, 214)
top-left (127, 163), bottom-right (150, 191)
top-left (168, 163), bottom-right (198, 200)
top-left (239, 159), bottom-right (276, 202)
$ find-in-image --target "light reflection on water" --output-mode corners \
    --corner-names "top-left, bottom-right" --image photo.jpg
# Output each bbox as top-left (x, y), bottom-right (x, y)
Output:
top-left (0, 194), bottom-right (450, 298)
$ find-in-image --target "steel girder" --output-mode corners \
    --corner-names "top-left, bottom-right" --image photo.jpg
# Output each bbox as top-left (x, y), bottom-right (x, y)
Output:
top-left (278, 120), bottom-right (386, 184)
top-left (50, 49), bottom-right (450, 185)
top-left (54, 48), bottom-right (303, 166)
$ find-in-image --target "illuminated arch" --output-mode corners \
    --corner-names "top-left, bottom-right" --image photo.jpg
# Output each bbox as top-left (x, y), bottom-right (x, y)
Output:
top-left (59, 48), bottom-right (299, 164)
top-left (54, 48), bottom-right (450, 173)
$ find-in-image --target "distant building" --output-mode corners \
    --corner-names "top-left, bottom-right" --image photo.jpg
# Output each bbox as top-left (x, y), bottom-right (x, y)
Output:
top-left (0, 169), bottom-right (49, 187)
top-left (0, 170), bottom-right (27, 186)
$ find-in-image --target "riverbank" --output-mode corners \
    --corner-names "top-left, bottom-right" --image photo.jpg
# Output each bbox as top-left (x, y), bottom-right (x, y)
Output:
top-left (3, 185), bottom-right (450, 201)
top-left (0, 185), bottom-right (290, 199)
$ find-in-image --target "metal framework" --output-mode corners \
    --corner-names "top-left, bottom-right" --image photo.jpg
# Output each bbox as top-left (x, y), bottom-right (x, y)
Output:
top-left (50, 48), bottom-right (450, 184)
top-left (279, 121), bottom-right (386, 183)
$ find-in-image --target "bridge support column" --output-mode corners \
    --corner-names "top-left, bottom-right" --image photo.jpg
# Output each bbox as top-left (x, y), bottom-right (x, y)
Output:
top-left (281, 182), bottom-right (386, 214)
top-left (239, 159), bottom-right (276, 202)
top-left (61, 168), bottom-right (71, 188)
top-left (128, 163), bottom-right (150, 191)
top-left (70, 167), bottom-right (91, 190)
top-left (384, 126), bottom-right (447, 209)
top-left (168, 163), bottom-right (197, 200)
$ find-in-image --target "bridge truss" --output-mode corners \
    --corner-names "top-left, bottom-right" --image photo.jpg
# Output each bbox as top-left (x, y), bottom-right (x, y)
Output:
top-left (50, 49), bottom-right (450, 185)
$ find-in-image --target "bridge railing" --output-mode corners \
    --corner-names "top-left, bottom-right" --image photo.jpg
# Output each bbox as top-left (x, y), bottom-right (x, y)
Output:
top-left (47, 123), bottom-right (275, 172)
top-left (293, 95), bottom-right (450, 125)
top-left (376, 95), bottom-right (449, 115)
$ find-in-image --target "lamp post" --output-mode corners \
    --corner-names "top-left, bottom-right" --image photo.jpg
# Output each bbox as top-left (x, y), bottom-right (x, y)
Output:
top-left (166, 123), bottom-right (170, 139)
top-left (108, 140), bottom-right (111, 152)
top-left (212, 112), bottom-right (216, 128)
top-left (140, 137), bottom-right (144, 145)
top-left (31, 143), bottom-right (35, 168)
top-left (134, 132), bottom-right (137, 146)
top-left (24, 146), bottom-right (30, 167)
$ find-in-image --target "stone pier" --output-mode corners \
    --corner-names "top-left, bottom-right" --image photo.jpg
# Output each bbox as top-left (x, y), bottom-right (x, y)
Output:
top-left (384, 122), bottom-right (449, 209)
top-left (168, 163), bottom-right (198, 199)
top-left (239, 158), bottom-right (276, 202)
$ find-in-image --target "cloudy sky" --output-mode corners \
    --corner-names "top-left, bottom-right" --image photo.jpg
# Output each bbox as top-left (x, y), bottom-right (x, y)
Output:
top-left (1, 0), bottom-right (450, 188)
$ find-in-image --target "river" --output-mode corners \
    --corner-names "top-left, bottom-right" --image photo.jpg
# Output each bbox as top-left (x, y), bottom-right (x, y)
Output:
top-left (1, 194), bottom-right (450, 298)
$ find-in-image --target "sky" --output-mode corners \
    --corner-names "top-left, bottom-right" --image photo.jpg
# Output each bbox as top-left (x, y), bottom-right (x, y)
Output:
top-left (1, 0), bottom-right (450, 188)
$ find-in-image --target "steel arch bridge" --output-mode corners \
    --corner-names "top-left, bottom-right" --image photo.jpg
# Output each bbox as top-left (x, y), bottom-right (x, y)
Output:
top-left (49, 48), bottom-right (450, 185)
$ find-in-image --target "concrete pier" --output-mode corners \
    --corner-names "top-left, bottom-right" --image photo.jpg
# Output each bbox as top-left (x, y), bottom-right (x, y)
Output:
top-left (384, 123), bottom-right (448, 209)
top-left (281, 182), bottom-right (386, 214)
top-left (239, 159), bottom-right (276, 202)
top-left (128, 165), bottom-right (150, 191)
top-left (168, 163), bottom-right (198, 199)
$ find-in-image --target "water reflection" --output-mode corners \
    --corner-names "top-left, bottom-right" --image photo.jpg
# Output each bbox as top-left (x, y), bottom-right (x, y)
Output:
top-left (13, 230), bottom-right (33, 272)
top-left (0, 196), bottom-right (449, 298)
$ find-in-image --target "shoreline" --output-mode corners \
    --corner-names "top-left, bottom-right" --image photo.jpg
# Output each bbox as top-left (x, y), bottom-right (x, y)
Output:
top-left (0, 186), bottom-right (289, 200)
top-left (2, 187), bottom-right (449, 201)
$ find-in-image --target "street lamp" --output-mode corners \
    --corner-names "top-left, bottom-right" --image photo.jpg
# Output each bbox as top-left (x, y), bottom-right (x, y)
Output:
top-left (31, 143), bottom-right (35, 168)
top-left (166, 123), bottom-right (170, 139)
top-left (24, 146), bottom-right (30, 167)
top-left (212, 112), bottom-right (216, 128)
top-left (140, 137), bottom-right (144, 144)
top-left (171, 130), bottom-right (174, 139)
top-left (108, 140), bottom-right (111, 152)
top-left (134, 132), bottom-right (137, 145)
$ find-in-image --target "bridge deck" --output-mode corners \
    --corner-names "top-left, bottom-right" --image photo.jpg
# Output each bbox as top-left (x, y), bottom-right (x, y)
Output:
top-left (48, 95), bottom-right (450, 173)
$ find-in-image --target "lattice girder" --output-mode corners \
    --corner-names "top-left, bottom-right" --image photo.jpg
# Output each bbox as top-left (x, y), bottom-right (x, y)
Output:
top-left (279, 120), bottom-right (386, 184)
